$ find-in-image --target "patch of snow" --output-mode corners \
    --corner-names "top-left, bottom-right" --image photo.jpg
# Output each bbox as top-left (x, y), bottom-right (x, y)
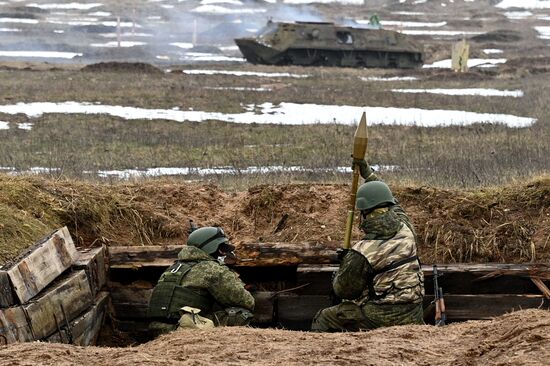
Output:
top-left (392, 11), bottom-right (425, 15)
top-left (360, 76), bottom-right (418, 81)
top-left (399, 30), bottom-right (483, 36)
top-left (89, 11), bottom-right (111, 16)
top-left (358, 20), bottom-right (446, 27)
top-left (535, 26), bottom-right (550, 39)
top-left (0, 51), bottom-right (82, 59)
top-left (0, 28), bottom-right (21, 32)
top-left (0, 101), bottom-right (535, 128)
top-left (283, 0), bottom-right (364, 3)
top-left (27, 2), bottom-right (103, 10)
top-left (161, 4), bottom-right (174, 8)
top-left (100, 21), bottom-right (141, 28)
top-left (181, 53), bottom-right (244, 62)
top-left (191, 5), bottom-right (266, 14)
top-left (179, 69), bottom-right (310, 78)
top-left (219, 45), bottom-right (239, 51)
top-left (483, 49), bottom-right (503, 54)
top-left (504, 11), bottom-right (533, 20)
top-left (90, 41), bottom-right (146, 48)
top-left (200, 0), bottom-right (243, 5)
top-left (0, 121), bottom-right (8, 130)
top-left (53, 29), bottom-right (64, 33)
top-left (392, 88), bottom-right (524, 97)
top-left (0, 18), bottom-right (39, 24)
top-left (423, 58), bottom-right (507, 69)
top-left (99, 32), bottom-right (153, 38)
top-left (17, 122), bottom-right (33, 130)
top-left (170, 42), bottom-right (194, 49)
top-left (496, 0), bottom-right (550, 9)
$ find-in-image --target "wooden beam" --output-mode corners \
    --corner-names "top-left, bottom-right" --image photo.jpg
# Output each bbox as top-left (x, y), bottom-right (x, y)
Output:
top-left (23, 270), bottom-right (93, 340)
top-left (73, 246), bottom-right (107, 296)
top-left (0, 306), bottom-right (34, 344)
top-left (46, 291), bottom-right (109, 346)
top-left (108, 245), bottom-right (182, 268)
top-left (6, 227), bottom-right (79, 303)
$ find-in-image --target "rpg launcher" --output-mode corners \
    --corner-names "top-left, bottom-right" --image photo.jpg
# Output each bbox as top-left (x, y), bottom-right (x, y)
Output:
top-left (433, 265), bottom-right (447, 326)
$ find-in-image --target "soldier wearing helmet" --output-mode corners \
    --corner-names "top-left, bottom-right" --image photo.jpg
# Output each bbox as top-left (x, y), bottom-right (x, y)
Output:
top-left (311, 160), bottom-right (424, 331)
top-left (148, 226), bottom-right (255, 335)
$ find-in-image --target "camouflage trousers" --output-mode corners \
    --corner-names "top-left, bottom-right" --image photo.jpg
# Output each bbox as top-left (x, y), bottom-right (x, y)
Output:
top-left (311, 301), bottom-right (424, 332)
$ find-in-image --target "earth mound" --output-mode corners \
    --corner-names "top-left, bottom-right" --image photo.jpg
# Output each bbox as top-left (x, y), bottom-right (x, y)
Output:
top-left (81, 62), bottom-right (163, 74)
top-left (0, 309), bottom-right (548, 365)
top-left (471, 29), bottom-right (522, 43)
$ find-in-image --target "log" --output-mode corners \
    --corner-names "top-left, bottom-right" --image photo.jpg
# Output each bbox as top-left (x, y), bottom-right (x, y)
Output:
top-left (73, 246), bottom-right (107, 296)
top-left (6, 227), bottom-right (79, 303)
top-left (108, 245), bottom-right (182, 268)
top-left (46, 291), bottom-right (109, 346)
top-left (0, 307), bottom-right (34, 344)
top-left (0, 271), bottom-right (17, 307)
top-left (23, 270), bottom-right (93, 340)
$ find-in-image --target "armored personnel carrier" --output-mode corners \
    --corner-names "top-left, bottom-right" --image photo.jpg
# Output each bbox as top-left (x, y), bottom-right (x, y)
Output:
top-left (235, 21), bottom-right (424, 68)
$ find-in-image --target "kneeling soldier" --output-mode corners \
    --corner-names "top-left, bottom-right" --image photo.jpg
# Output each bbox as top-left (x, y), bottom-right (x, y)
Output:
top-left (148, 226), bottom-right (255, 335)
top-left (311, 161), bottom-right (424, 332)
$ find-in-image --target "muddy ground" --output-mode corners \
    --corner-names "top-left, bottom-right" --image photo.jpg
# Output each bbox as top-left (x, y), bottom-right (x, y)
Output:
top-left (0, 309), bottom-right (549, 365)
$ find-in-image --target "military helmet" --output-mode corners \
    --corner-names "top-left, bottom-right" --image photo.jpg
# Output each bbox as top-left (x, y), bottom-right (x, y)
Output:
top-left (356, 181), bottom-right (396, 211)
top-left (187, 226), bottom-right (229, 255)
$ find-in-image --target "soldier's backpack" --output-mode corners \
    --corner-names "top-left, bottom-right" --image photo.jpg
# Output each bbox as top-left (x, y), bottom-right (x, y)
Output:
top-left (148, 261), bottom-right (214, 320)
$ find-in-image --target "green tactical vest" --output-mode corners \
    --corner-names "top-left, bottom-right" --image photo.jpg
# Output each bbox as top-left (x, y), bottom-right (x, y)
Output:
top-left (148, 261), bottom-right (214, 320)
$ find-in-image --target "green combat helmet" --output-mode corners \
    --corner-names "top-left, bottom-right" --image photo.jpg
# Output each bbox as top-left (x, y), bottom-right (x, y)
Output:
top-left (356, 181), bottom-right (396, 211)
top-left (188, 227), bottom-right (229, 255)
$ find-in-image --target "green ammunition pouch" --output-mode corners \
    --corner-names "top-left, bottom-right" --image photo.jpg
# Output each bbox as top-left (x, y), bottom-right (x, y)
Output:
top-left (148, 261), bottom-right (214, 320)
top-left (213, 307), bottom-right (254, 326)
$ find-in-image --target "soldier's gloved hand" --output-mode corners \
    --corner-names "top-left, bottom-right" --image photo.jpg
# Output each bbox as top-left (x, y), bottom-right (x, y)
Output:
top-left (336, 248), bottom-right (349, 262)
top-left (351, 158), bottom-right (373, 180)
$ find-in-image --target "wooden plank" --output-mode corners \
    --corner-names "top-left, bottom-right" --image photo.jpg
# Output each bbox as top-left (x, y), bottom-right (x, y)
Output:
top-left (0, 307), bottom-right (34, 344)
top-left (110, 282), bottom-right (153, 320)
top-left (108, 245), bottom-right (182, 268)
top-left (46, 292), bottom-right (109, 346)
top-left (6, 227), bottom-right (79, 303)
top-left (0, 271), bottom-right (17, 307)
top-left (23, 270), bottom-right (93, 340)
top-left (73, 246), bottom-right (107, 296)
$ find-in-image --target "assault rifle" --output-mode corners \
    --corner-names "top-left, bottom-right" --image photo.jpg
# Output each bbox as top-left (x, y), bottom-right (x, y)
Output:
top-left (433, 265), bottom-right (446, 326)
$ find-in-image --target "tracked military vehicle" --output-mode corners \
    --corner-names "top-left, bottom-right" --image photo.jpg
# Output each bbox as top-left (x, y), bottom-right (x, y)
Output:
top-left (235, 21), bottom-right (424, 68)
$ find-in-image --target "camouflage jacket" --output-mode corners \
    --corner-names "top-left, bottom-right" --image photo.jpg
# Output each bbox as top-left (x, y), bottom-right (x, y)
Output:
top-left (333, 171), bottom-right (424, 305)
top-left (173, 246), bottom-right (255, 311)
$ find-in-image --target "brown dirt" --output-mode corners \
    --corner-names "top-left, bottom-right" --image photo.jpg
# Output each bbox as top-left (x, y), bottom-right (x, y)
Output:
top-left (0, 175), bottom-right (548, 264)
top-left (81, 62), bottom-right (163, 74)
top-left (0, 309), bottom-right (548, 365)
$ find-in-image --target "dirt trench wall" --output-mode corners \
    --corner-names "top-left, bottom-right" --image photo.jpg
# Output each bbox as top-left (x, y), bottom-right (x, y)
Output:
top-left (0, 174), bottom-right (548, 265)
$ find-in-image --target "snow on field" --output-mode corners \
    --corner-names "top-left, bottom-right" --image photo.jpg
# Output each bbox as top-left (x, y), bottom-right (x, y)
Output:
top-left (99, 33), bottom-right (153, 38)
top-left (0, 51), bottom-right (82, 59)
top-left (191, 5), bottom-right (266, 14)
top-left (484, 49), bottom-right (503, 54)
top-left (360, 76), bottom-right (418, 81)
top-left (17, 122), bottom-right (33, 130)
top-left (0, 28), bottom-right (21, 32)
top-left (200, 0), bottom-right (243, 5)
top-left (90, 41), bottom-right (146, 48)
top-left (0, 122), bottom-right (8, 130)
top-left (0, 18), bottom-right (39, 24)
top-left (400, 30), bottom-right (483, 36)
top-left (283, 0), bottom-right (364, 4)
top-left (535, 26), bottom-right (550, 39)
top-left (181, 53), bottom-right (244, 62)
top-left (356, 20), bottom-right (446, 27)
top-left (496, 0), bottom-right (550, 9)
top-left (27, 2), bottom-right (103, 10)
top-left (0, 101), bottom-right (535, 128)
top-left (179, 69), bottom-right (310, 78)
top-left (392, 88), bottom-right (524, 97)
top-left (504, 11), bottom-right (533, 20)
top-left (423, 58), bottom-right (507, 68)
top-left (170, 42), bottom-right (194, 49)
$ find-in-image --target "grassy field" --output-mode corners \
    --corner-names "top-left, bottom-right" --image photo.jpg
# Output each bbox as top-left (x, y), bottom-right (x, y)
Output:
top-left (0, 63), bottom-right (547, 189)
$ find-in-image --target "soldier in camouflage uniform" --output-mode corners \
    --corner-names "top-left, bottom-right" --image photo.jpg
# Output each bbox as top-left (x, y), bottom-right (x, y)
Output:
top-left (148, 226), bottom-right (255, 335)
top-left (311, 160), bottom-right (424, 332)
